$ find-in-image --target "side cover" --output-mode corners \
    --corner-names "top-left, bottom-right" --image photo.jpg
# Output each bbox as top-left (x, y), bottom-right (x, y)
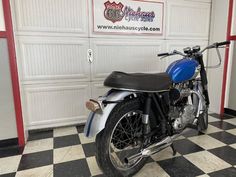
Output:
top-left (84, 91), bottom-right (134, 138)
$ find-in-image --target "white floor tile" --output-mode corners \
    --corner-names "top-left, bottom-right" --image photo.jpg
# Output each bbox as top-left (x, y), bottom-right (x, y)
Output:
top-left (134, 162), bottom-right (170, 177)
top-left (225, 118), bottom-right (236, 126)
top-left (226, 128), bottom-right (236, 136)
top-left (53, 145), bottom-right (85, 164)
top-left (79, 133), bottom-right (95, 144)
top-left (229, 143), bottom-right (236, 149)
top-left (203, 125), bottom-right (223, 134)
top-left (151, 147), bottom-right (181, 161)
top-left (184, 151), bottom-right (231, 173)
top-left (174, 135), bottom-right (185, 141)
top-left (196, 175), bottom-right (210, 177)
top-left (23, 138), bottom-right (53, 154)
top-left (0, 155), bottom-right (21, 175)
top-left (86, 156), bottom-right (102, 176)
top-left (53, 126), bottom-right (77, 137)
top-left (208, 116), bottom-right (219, 123)
top-left (15, 165), bottom-right (53, 177)
top-left (188, 135), bottom-right (226, 150)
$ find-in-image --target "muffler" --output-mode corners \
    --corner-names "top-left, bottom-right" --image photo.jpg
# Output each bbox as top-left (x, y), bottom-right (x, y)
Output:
top-left (125, 128), bottom-right (191, 164)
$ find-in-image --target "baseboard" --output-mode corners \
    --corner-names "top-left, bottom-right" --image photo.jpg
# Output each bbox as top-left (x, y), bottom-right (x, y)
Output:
top-left (28, 117), bottom-right (87, 130)
top-left (224, 108), bottom-right (236, 117)
top-left (0, 138), bottom-right (18, 148)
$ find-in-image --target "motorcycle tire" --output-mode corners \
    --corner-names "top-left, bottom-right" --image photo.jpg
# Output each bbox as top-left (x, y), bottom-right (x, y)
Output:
top-left (95, 98), bottom-right (148, 177)
top-left (198, 108), bottom-right (208, 131)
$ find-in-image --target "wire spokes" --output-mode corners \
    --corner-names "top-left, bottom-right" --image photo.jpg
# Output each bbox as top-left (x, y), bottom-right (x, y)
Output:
top-left (109, 111), bottom-right (143, 170)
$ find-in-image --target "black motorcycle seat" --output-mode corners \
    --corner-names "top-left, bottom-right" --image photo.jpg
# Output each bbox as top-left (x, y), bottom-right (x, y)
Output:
top-left (104, 71), bottom-right (172, 92)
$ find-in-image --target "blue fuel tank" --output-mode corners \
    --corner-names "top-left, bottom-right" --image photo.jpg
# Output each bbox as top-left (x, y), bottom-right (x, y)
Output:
top-left (166, 58), bottom-right (199, 83)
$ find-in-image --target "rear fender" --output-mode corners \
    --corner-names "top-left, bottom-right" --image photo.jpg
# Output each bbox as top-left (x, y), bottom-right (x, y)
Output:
top-left (84, 90), bottom-right (135, 138)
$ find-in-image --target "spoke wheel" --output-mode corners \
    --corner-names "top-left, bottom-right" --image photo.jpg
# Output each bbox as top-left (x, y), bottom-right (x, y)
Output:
top-left (95, 98), bottom-right (148, 177)
top-left (109, 111), bottom-right (143, 170)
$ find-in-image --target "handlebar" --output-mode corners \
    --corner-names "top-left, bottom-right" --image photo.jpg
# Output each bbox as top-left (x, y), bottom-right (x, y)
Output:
top-left (157, 40), bottom-right (230, 58)
top-left (200, 40), bottom-right (230, 53)
top-left (157, 52), bottom-right (169, 57)
top-left (216, 41), bottom-right (230, 47)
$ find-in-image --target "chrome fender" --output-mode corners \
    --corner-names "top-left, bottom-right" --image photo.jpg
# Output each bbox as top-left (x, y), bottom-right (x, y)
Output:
top-left (84, 91), bottom-right (134, 138)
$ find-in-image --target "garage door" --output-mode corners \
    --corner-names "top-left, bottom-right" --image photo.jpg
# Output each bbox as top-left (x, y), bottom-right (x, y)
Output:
top-left (10, 0), bottom-right (211, 130)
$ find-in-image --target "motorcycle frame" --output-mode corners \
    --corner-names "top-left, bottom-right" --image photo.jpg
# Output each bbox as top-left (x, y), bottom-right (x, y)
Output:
top-left (84, 53), bottom-right (209, 138)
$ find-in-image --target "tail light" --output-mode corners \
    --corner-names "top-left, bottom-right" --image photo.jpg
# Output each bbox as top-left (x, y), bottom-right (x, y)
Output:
top-left (86, 99), bottom-right (101, 112)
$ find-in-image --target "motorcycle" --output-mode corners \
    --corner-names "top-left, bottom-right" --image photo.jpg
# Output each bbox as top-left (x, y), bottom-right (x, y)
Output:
top-left (84, 41), bottom-right (230, 177)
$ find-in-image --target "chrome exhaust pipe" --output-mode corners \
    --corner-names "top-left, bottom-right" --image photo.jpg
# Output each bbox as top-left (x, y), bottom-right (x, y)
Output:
top-left (125, 137), bottom-right (172, 164)
top-left (125, 128), bottom-right (192, 164)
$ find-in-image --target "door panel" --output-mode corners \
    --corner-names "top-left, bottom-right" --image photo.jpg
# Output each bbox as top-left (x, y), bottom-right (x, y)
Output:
top-left (17, 36), bottom-right (90, 83)
top-left (24, 82), bottom-right (91, 130)
top-left (91, 38), bottom-right (165, 81)
top-left (167, 0), bottom-right (210, 39)
top-left (91, 81), bottom-right (110, 99)
top-left (12, 0), bottom-right (88, 36)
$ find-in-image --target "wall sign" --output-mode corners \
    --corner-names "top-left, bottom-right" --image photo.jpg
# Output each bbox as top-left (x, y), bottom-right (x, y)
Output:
top-left (93, 0), bottom-right (164, 35)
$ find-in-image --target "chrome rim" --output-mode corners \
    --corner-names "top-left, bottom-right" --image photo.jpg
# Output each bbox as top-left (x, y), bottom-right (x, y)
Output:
top-left (109, 111), bottom-right (143, 171)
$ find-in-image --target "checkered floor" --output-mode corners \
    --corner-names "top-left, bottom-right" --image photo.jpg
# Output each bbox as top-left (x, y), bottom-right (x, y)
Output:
top-left (1, 113), bottom-right (236, 177)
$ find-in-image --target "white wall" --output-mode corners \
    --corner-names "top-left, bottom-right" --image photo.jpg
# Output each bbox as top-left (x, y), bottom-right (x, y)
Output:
top-left (10, 0), bottom-right (211, 130)
top-left (0, 0), bottom-right (5, 31)
top-left (0, 39), bottom-right (18, 140)
top-left (231, 0), bottom-right (236, 36)
top-left (207, 0), bottom-right (229, 113)
top-left (227, 42), bottom-right (236, 110)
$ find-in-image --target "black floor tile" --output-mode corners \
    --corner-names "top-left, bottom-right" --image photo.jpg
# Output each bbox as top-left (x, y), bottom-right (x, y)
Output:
top-left (54, 159), bottom-right (91, 177)
top-left (28, 130), bottom-right (53, 141)
top-left (209, 131), bottom-right (236, 145)
top-left (208, 167), bottom-right (236, 177)
top-left (173, 139), bottom-right (204, 155)
top-left (0, 146), bottom-right (24, 158)
top-left (82, 142), bottom-right (96, 157)
top-left (17, 150), bottom-right (53, 171)
top-left (209, 146), bottom-right (236, 165)
top-left (223, 114), bottom-right (236, 119)
top-left (54, 134), bottom-right (80, 149)
top-left (0, 138), bottom-right (18, 148)
top-left (209, 121), bottom-right (235, 130)
top-left (182, 129), bottom-right (205, 138)
top-left (76, 125), bottom-right (85, 134)
top-left (159, 156), bottom-right (204, 177)
top-left (209, 113), bottom-right (222, 119)
top-left (209, 113), bottom-right (234, 119)
top-left (146, 156), bottom-right (155, 163)
top-left (0, 173), bottom-right (16, 177)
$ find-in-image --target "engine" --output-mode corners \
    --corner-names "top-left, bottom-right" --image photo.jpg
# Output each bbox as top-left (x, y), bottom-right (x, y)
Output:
top-left (169, 83), bottom-right (197, 131)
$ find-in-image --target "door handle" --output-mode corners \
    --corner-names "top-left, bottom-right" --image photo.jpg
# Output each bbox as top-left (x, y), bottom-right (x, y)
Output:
top-left (87, 49), bottom-right (93, 63)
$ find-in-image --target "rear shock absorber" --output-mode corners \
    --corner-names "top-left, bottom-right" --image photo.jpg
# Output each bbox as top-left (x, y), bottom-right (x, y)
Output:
top-left (143, 94), bottom-right (152, 135)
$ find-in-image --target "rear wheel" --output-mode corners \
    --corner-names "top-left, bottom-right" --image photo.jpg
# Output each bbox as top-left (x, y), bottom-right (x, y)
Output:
top-left (198, 108), bottom-right (208, 131)
top-left (95, 98), bottom-right (147, 177)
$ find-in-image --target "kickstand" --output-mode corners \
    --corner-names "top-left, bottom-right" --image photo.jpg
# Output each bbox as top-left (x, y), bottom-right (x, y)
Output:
top-left (171, 144), bottom-right (177, 156)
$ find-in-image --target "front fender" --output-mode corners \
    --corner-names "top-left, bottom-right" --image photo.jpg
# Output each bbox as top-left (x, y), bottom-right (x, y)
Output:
top-left (84, 90), bottom-right (134, 138)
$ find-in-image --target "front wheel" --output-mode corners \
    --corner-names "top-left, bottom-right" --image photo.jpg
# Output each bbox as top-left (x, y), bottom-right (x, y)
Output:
top-left (95, 98), bottom-right (147, 177)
